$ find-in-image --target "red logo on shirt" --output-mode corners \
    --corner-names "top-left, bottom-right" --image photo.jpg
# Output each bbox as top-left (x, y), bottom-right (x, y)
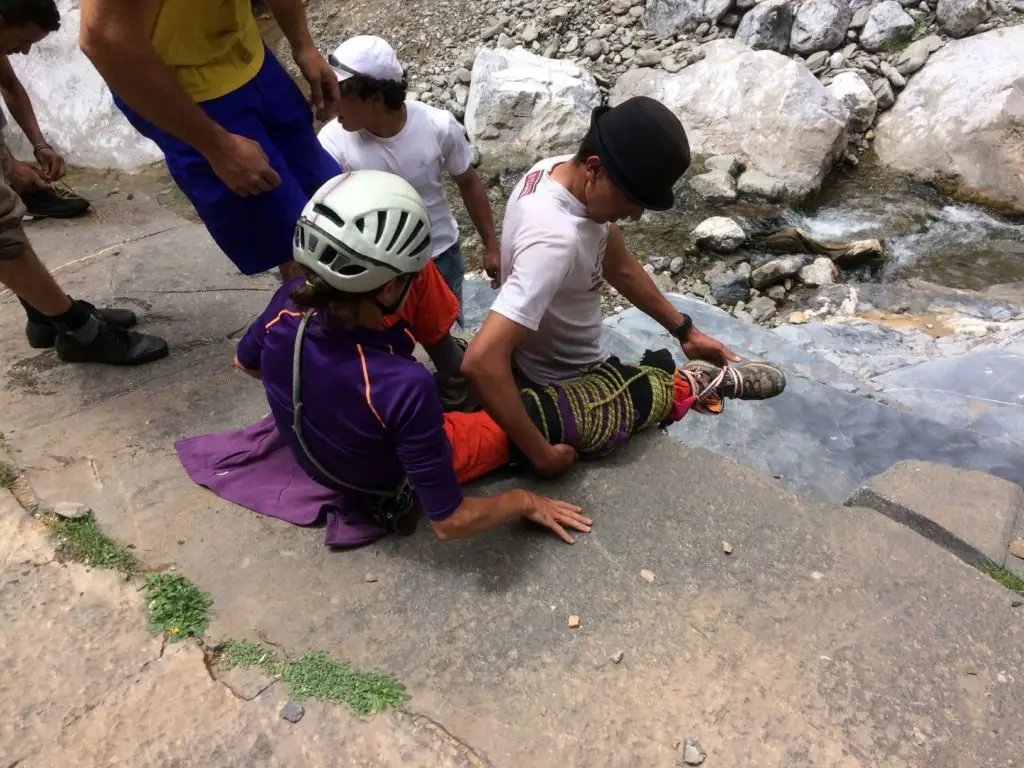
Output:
top-left (518, 170), bottom-right (543, 199)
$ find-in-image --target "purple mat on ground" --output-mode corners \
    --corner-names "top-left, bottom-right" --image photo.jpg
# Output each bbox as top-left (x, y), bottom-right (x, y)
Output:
top-left (175, 415), bottom-right (388, 548)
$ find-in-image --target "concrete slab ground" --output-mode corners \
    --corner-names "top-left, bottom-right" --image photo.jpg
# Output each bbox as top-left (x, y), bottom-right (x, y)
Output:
top-left (847, 460), bottom-right (1024, 578)
top-left (2, 196), bottom-right (1024, 766)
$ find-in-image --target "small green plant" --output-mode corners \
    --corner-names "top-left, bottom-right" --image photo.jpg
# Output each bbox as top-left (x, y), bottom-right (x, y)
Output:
top-left (0, 459), bottom-right (19, 490)
top-left (141, 573), bottom-right (213, 642)
top-left (220, 640), bottom-right (409, 716)
top-left (981, 563), bottom-right (1024, 593)
top-left (45, 515), bottom-right (141, 572)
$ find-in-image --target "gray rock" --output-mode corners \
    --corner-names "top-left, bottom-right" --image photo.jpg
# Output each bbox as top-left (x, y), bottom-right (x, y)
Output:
top-left (458, 53), bottom-right (475, 71)
top-left (691, 280), bottom-right (710, 297)
top-left (736, 169), bottom-right (787, 200)
top-left (875, 27), bottom-right (1024, 214)
top-left (750, 255), bottom-right (807, 288)
top-left (709, 270), bottom-right (751, 303)
top-left (549, 5), bottom-right (571, 21)
top-left (747, 296), bottom-right (778, 322)
top-left (871, 77), bottom-right (895, 109)
top-left (455, 68), bottom-right (473, 85)
top-left (937, 0), bottom-right (989, 36)
top-left (735, 0), bottom-right (795, 52)
top-left (280, 702), bottom-right (305, 723)
top-left (705, 154), bottom-right (744, 176)
top-left (54, 501), bottom-right (91, 520)
top-left (798, 256), bottom-right (838, 286)
top-left (521, 23), bottom-right (540, 43)
top-left (454, 84), bottom-right (470, 106)
top-left (670, 256), bottom-right (687, 275)
top-left (643, 0), bottom-right (733, 37)
top-left (466, 48), bottom-right (601, 172)
top-left (584, 39), bottom-right (605, 59)
top-left (806, 50), bottom-right (830, 72)
top-left (690, 170), bottom-right (738, 202)
top-left (610, 650), bottom-right (625, 663)
top-left (826, 71), bottom-right (877, 132)
top-left (446, 101), bottom-right (465, 121)
top-left (736, 261), bottom-right (752, 278)
top-left (634, 48), bottom-right (664, 66)
top-left (893, 36), bottom-right (936, 75)
top-left (682, 737), bottom-right (706, 764)
top-left (767, 284), bottom-right (788, 301)
top-left (661, 56), bottom-right (683, 72)
top-left (652, 271), bottom-right (676, 292)
top-left (693, 216), bottom-right (746, 252)
top-left (860, 1), bottom-right (916, 51)
top-left (647, 256), bottom-right (672, 271)
top-left (790, 0), bottom-right (854, 54)
top-left (850, 5), bottom-right (871, 27)
top-left (611, 40), bottom-right (849, 200)
top-left (881, 60), bottom-right (907, 88)
top-left (563, 34), bottom-right (580, 54)
top-left (829, 51), bottom-right (845, 68)
top-left (482, 22), bottom-right (504, 40)
top-left (497, 32), bottom-right (515, 48)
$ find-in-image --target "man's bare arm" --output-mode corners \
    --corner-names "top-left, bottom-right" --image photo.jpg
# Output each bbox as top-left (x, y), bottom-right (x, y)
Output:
top-left (461, 313), bottom-right (577, 476)
top-left (432, 490), bottom-right (590, 544)
top-left (453, 169), bottom-right (500, 255)
top-left (602, 224), bottom-right (685, 331)
top-left (266, 0), bottom-right (339, 115)
top-left (0, 55), bottom-right (44, 146)
top-left (79, 0), bottom-right (280, 195)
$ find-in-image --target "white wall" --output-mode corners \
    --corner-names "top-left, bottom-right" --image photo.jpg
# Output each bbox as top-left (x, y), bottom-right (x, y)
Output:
top-left (5, 0), bottom-right (162, 170)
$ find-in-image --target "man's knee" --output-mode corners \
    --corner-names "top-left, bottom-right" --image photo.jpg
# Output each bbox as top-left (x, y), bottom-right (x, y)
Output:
top-left (0, 219), bottom-right (29, 263)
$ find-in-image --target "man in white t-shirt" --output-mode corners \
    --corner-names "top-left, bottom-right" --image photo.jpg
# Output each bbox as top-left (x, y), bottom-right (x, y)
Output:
top-left (317, 35), bottom-right (500, 314)
top-left (463, 97), bottom-right (778, 478)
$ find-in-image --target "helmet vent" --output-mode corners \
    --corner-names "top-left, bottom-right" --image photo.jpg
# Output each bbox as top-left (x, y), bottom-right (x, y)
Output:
top-left (317, 245), bottom-right (337, 265)
top-left (384, 212), bottom-right (409, 251)
top-left (398, 219), bottom-right (426, 255)
top-left (312, 204), bottom-right (345, 229)
top-left (373, 211), bottom-right (388, 244)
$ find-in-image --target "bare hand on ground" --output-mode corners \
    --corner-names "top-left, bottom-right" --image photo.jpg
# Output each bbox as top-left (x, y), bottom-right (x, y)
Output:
top-left (206, 133), bottom-right (281, 196)
top-left (8, 158), bottom-right (49, 193)
top-left (523, 492), bottom-right (591, 543)
top-left (295, 46), bottom-right (341, 121)
top-left (532, 443), bottom-right (578, 478)
top-left (682, 329), bottom-right (741, 367)
top-left (34, 147), bottom-right (66, 181)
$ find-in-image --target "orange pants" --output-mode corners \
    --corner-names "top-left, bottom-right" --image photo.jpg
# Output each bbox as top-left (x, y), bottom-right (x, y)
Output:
top-left (382, 259), bottom-right (460, 347)
top-left (443, 411), bottom-right (511, 484)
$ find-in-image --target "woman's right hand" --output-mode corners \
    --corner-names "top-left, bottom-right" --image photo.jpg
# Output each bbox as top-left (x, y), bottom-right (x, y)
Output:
top-left (523, 492), bottom-right (591, 544)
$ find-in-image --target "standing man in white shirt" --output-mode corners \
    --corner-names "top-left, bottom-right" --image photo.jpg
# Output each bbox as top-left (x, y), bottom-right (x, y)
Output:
top-left (462, 97), bottom-right (784, 478)
top-left (317, 35), bottom-right (500, 315)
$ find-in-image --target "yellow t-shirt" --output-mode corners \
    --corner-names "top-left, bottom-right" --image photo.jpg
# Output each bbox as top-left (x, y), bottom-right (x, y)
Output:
top-left (147, 0), bottom-right (266, 103)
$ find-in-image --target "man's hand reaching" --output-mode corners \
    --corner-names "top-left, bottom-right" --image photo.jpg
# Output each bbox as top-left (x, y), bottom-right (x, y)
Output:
top-left (681, 328), bottom-right (740, 367)
top-left (523, 492), bottom-right (591, 543)
top-left (294, 45), bottom-right (341, 121)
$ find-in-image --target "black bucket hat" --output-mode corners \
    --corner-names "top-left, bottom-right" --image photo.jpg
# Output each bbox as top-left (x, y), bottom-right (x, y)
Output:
top-left (590, 96), bottom-right (691, 211)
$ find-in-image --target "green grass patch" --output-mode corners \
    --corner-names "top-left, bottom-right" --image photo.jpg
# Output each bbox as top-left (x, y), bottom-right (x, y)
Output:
top-left (0, 459), bottom-right (19, 490)
top-left (141, 573), bottom-right (214, 642)
top-left (221, 640), bottom-right (409, 715)
top-left (44, 515), bottom-right (141, 572)
top-left (981, 563), bottom-right (1024, 593)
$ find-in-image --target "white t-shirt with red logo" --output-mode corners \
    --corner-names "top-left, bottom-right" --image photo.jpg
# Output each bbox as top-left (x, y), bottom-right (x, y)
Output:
top-left (490, 156), bottom-right (610, 386)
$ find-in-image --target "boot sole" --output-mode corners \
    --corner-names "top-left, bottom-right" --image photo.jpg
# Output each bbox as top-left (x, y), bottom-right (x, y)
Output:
top-left (56, 345), bottom-right (170, 366)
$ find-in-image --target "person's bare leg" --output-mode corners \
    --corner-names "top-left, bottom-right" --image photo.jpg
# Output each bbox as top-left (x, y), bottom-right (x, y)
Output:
top-left (0, 241), bottom-right (73, 315)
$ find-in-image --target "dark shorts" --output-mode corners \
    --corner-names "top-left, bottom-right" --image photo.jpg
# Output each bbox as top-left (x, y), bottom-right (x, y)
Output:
top-left (114, 49), bottom-right (341, 275)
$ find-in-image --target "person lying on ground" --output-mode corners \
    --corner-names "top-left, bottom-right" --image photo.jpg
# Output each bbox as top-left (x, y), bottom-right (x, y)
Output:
top-left (0, 0), bottom-right (166, 364)
top-left (226, 170), bottom-right (785, 543)
top-left (316, 35), bottom-right (500, 313)
top-left (461, 96), bottom-right (785, 478)
top-left (0, 52), bottom-right (89, 218)
top-left (80, 0), bottom-right (342, 281)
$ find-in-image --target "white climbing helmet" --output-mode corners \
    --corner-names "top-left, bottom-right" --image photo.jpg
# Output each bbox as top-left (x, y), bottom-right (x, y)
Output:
top-left (293, 170), bottom-right (432, 294)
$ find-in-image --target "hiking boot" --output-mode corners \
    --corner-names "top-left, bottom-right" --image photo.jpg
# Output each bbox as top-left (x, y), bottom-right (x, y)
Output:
top-left (678, 360), bottom-right (786, 414)
top-left (26, 300), bottom-right (138, 349)
top-left (55, 321), bottom-right (169, 366)
top-left (20, 182), bottom-right (91, 219)
top-left (437, 376), bottom-right (479, 413)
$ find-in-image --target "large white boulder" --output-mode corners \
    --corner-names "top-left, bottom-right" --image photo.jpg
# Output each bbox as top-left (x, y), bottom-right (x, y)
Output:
top-left (609, 40), bottom-right (848, 199)
top-left (465, 47), bottom-right (601, 172)
top-left (874, 26), bottom-right (1024, 214)
top-left (5, 0), bottom-right (161, 169)
top-left (825, 71), bottom-right (877, 132)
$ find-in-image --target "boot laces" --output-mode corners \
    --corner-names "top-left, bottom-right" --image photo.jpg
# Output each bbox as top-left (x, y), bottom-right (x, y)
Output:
top-left (679, 364), bottom-right (742, 402)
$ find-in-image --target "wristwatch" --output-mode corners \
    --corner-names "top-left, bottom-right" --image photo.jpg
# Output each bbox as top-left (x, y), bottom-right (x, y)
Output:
top-left (670, 314), bottom-right (693, 342)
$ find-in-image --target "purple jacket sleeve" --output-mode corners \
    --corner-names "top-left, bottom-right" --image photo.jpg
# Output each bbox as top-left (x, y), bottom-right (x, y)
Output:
top-left (235, 279), bottom-right (303, 371)
top-left (392, 370), bottom-right (464, 521)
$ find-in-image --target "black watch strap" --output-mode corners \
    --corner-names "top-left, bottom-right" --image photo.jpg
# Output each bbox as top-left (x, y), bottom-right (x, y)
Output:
top-left (670, 314), bottom-right (693, 341)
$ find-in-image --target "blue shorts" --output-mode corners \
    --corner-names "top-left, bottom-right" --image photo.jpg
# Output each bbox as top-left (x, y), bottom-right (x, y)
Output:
top-left (114, 50), bottom-right (341, 275)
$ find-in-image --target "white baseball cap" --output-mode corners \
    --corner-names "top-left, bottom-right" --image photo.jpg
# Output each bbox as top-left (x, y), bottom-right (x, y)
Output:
top-left (328, 35), bottom-right (404, 83)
